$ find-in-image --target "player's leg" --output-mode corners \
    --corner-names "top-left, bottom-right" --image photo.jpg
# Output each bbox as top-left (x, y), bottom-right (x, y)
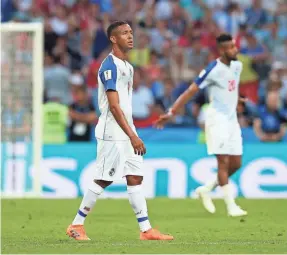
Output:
top-left (71, 179), bottom-right (111, 225)
top-left (226, 126), bottom-right (247, 216)
top-left (124, 142), bottom-right (173, 240)
top-left (67, 140), bottom-right (124, 240)
top-left (67, 179), bottom-right (111, 240)
top-left (126, 175), bottom-right (152, 232)
top-left (195, 121), bottom-right (219, 213)
top-left (228, 155), bottom-right (242, 175)
top-left (221, 155), bottom-right (246, 216)
top-left (196, 155), bottom-right (241, 196)
top-left (216, 154), bottom-right (237, 213)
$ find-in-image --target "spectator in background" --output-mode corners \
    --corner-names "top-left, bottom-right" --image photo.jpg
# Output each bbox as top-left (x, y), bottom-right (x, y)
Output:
top-left (168, 3), bottom-right (187, 37)
top-left (245, 0), bottom-right (268, 29)
top-left (132, 68), bottom-right (157, 128)
top-left (136, 4), bottom-right (156, 29)
top-left (185, 35), bottom-right (209, 75)
top-left (261, 20), bottom-right (285, 52)
top-left (44, 54), bottom-right (71, 105)
top-left (237, 100), bottom-right (254, 127)
top-left (155, 0), bottom-right (173, 21)
top-left (1, 0), bottom-right (16, 22)
top-left (239, 32), bottom-right (270, 103)
top-left (86, 55), bottom-right (103, 115)
top-left (235, 23), bottom-right (248, 49)
top-left (44, 19), bottom-right (58, 54)
top-left (80, 32), bottom-right (93, 68)
top-left (254, 90), bottom-right (286, 142)
top-left (49, 5), bottom-right (68, 36)
top-left (149, 20), bottom-right (175, 54)
top-left (92, 19), bottom-right (109, 59)
top-left (66, 14), bottom-right (81, 57)
top-left (155, 78), bottom-right (175, 113)
top-left (69, 86), bottom-right (97, 142)
top-left (273, 39), bottom-right (287, 64)
top-left (214, 2), bottom-right (246, 37)
top-left (145, 51), bottom-right (161, 83)
top-left (180, 0), bottom-right (205, 21)
top-left (70, 73), bottom-right (85, 94)
top-left (43, 97), bottom-right (69, 144)
top-left (128, 32), bottom-right (151, 68)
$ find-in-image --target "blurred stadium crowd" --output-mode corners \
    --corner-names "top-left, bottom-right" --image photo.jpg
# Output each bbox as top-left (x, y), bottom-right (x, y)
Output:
top-left (1, 0), bottom-right (287, 143)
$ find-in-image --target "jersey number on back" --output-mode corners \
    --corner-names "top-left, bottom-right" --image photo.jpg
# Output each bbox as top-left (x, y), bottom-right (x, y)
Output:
top-left (228, 80), bottom-right (236, 92)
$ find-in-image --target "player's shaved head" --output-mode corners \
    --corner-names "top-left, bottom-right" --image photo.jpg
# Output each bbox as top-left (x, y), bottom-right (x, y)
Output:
top-left (216, 33), bottom-right (238, 61)
top-left (107, 20), bottom-right (129, 43)
top-left (216, 33), bottom-right (233, 45)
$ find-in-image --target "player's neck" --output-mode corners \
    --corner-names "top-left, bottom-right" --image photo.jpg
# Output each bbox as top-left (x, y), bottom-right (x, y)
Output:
top-left (219, 57), bottom-right (231, 66)
top-left (112, 48), bottom-right (128, 61)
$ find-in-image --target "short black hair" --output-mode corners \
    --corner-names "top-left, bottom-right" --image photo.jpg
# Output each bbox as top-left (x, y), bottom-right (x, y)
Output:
top-left (216, 34), bottom-right (233, 44)
top-left (53, 54), bottom-right (62, 64)
top-left (107, 20), bottom-right (129, 42)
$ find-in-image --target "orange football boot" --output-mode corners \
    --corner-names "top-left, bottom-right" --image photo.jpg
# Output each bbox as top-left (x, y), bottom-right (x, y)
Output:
top-left (140, 228), bottom-right (174, 240)
top-left (66, 224), bottom-right (90, 240)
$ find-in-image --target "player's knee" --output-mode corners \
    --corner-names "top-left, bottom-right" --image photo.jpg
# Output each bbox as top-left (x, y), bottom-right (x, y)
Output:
top-left (126, 175), bottom-right (143, 186)
top-left (94, 179), bottom-right (112, 189)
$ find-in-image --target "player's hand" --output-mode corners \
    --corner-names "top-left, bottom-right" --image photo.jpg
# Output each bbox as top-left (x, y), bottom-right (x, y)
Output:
top-left (154, 114), bottom-right (172, 129)
top-left (239, 97), bottom-right (248, 103)
top-left (130, 135), bottom-right (146, 156)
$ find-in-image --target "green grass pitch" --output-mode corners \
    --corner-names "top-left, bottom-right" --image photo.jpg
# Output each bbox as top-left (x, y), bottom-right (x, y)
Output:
top-left (2, 198), bottom-right (287, 254)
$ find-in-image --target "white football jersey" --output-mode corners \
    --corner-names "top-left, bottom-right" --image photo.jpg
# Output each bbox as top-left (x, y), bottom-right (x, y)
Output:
top-left (96, 53), bottom-right (137, 141)
top-left (194, 58), bottom-right (243, 121)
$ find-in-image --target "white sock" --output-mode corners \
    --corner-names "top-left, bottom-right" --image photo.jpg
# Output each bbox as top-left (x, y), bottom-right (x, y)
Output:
top-left (203, 179), bottom-right (218, 192)
top-left (127, 185), bottom-right (152, 232)
top-left (221, 184), bottom-right (236, 209)
top-left (72, 182), bottom-right (104, 225)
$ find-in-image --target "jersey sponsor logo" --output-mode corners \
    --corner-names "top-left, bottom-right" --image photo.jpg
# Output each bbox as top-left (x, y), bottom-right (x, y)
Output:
top-left (228, 80), bottom-right (236, 91)
top-left (198, 69), bottom-right (206, 78)
top-left (104, 70), bottom-right (112, 81)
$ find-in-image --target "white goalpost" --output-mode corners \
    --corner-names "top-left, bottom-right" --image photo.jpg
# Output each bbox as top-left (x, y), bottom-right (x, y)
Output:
top-left (1, 23), bottom-right (44, 197)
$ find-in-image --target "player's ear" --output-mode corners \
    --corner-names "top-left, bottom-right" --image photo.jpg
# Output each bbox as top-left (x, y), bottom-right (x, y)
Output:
top-left (110, 35), bottom-right (117, 44)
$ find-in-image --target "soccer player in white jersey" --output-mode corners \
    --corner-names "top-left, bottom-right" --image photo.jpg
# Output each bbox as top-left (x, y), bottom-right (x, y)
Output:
top-left (66, 21), bottom-right (173, 241)
top-left (155, 34), bottom-right (248, 217)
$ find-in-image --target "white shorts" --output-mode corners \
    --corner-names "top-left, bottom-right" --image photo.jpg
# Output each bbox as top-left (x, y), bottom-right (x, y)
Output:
top-left (205, 119), bottom-right (242, 156)
top-left (94, 139), bottom-right (143, 181)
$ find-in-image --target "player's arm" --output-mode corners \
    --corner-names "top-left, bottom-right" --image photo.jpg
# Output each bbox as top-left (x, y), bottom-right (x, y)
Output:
top-left (274, 124), bottom-right (287, 141)
top-left (253, 118), bottom-right (268, 141)
top-left (69, 109), bottom-right (98, 124)
top-left (238, 96), bottom-right (248, 103)
top-left (155, 62), bottom-right (215, 128)
top-left (106, 90), bottom-right (136, 138)
top-left (169, 83), bottom-right (199, 115)
top-left (106, 91), bottom-right (146, 155)
top-left (100, 68), bottom-right (146, 155)
top-left (154, 83), bottom-right (199, 129)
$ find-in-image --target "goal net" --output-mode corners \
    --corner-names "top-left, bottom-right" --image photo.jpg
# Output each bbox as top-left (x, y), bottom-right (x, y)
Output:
top-left (1, 23), bottom-right (43, 197)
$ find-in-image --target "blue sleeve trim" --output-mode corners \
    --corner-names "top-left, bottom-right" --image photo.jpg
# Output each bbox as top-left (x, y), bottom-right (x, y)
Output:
top-left (194, 60), bottom-right (217, 86)
top-left (99, 55), bottom-right (117, 91)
